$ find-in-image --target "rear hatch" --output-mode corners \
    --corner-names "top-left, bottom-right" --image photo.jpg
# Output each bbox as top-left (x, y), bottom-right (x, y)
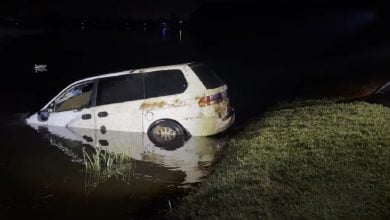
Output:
top-left (190, 63), bottom-right (233, 120)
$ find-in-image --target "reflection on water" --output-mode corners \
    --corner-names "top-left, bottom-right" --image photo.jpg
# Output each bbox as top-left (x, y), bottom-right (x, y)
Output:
top-left (9, 123), bottom-right (227, 218)
top-left (39, 126), bottom-right (227, 187)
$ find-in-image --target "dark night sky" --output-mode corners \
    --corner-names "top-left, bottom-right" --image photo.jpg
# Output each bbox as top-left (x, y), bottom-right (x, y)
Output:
top-left (0, 0), bottom-right (386, 20)
top-left (51, 0), bottom-right (212, 19)
top-left (1, 0), bottom-right (225, 19)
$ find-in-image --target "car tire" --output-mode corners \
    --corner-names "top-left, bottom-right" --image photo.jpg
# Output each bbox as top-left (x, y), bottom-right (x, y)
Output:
top-left (147, 120), bottom-right (187, 150)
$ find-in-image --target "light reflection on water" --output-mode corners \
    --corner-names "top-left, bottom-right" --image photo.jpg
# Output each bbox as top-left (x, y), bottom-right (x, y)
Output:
top-left (0, 120), bottom-right (227, 219)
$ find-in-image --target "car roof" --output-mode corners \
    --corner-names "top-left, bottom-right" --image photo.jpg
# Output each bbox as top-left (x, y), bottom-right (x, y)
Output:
top-left (73, 62), bottom-right (194, 85)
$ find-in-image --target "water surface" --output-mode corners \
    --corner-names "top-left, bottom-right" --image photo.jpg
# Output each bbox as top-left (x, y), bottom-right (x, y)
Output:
top-left (0, 117), bottom-right (227, 219)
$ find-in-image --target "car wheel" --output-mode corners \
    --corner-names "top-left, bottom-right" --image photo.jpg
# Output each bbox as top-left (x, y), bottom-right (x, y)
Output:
top-left (147, 120), bottom-right (187, 150)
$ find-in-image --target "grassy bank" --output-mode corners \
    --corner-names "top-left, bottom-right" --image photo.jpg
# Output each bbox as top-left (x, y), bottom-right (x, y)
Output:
top-left (172, 100), bottom-right (390, 219)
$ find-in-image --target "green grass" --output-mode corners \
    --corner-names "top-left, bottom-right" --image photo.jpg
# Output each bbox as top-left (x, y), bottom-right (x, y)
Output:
top-left (83, 146), bottom-right (134, 195)
top-left (172, 100), bottom-right (390, 219)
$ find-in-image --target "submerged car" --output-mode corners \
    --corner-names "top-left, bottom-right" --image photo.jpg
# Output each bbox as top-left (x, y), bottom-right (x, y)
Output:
top-left (26, 63), bottom-right (234, 145)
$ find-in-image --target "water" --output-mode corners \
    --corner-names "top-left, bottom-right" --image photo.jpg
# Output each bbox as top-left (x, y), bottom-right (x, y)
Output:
top-left (0, 116), bottom-right (227, 219)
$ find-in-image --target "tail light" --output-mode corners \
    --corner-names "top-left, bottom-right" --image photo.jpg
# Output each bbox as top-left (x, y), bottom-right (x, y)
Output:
top-left (198, 92), bottom-right (225, 107)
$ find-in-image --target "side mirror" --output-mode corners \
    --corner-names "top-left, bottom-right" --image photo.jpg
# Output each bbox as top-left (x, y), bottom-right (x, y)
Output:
top-left (38, 109), bottom-right (49, 122)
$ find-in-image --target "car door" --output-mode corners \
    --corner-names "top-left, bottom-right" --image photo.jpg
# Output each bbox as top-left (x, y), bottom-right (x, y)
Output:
top-left (93, 73), bottom-right (144, 132)
top-left (47, 80), bottom-right (96, 129)
top-left (142, 69), bottom-right (189, 132)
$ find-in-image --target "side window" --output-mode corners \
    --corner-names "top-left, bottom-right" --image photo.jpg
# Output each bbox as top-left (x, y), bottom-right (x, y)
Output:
top-left (145, 70), bottom-right (187, 99)
top-left (54, 82), bottom-right (94, 112)
top-left (96, 74), bottom-right (144, 106)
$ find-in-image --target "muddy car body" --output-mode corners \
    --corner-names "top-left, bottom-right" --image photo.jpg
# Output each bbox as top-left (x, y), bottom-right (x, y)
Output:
top-left (26, 63), bottom-right (234, 143)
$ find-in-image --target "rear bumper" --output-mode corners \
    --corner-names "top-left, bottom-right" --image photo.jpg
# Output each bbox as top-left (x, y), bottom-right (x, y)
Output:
top-left (213, 108), bottom-right (235, 135)
top-left (175, 108), bottom-right (235, 136)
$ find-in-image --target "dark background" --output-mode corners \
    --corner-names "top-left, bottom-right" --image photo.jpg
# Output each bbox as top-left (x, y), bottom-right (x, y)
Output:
top-left (1, 0), bottom-right (389, 122)
top-left (0, 1), bottom-right (389, 218)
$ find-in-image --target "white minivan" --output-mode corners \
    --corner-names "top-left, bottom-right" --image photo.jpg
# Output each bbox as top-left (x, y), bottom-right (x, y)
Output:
top-left (26, 63), bottom-right (234, 145)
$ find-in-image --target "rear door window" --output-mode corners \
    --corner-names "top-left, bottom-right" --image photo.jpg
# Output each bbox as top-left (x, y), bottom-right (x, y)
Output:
top-left (145, 70), bottom-right (187, 99)
top-left (97, 74), bottom-right (144, 106)
top-left (190, 63), bottom-right (224, 89)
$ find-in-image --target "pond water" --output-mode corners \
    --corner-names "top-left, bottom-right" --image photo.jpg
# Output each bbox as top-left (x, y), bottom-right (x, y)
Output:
top-left (0, 115), bottom-right (227, 219)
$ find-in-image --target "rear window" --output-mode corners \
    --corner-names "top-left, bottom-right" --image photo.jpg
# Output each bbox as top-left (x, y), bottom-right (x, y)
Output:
top-left (145, 70), bottom-right (187, 99)
top-left (190, 63), bottom-right (225, 89)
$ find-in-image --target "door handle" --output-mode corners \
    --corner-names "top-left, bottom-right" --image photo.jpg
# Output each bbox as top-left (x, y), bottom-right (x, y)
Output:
top-left (99, 140), bottom-right (109, 146)
top-left (98, 111), bottom-right (108, 117)
top-left (82, 135), bottom-right (93, 142)
top-left (82, 114), bottom-right (92, 120)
